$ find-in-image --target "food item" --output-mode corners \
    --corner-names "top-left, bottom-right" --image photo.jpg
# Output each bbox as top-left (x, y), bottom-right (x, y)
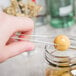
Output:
top-left (46, 68), bottom-right (52, 76)
top-left (46, 68), bottom-right (71, 76)
top-left (3, 0), bottom-right (42, 18)
top-left (54, 35), bottom-right (70, 51)
top-left (16, 13), bottom-right (25, 17)
top-left (61, 72), bottom-right (73, 76)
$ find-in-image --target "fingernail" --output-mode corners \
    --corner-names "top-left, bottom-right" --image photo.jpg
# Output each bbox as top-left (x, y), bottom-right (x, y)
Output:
top-left (21, 32), bottom-right (25, 34)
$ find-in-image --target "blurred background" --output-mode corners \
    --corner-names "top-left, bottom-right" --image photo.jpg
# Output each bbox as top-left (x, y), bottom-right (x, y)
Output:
top-left (0, 0), bottom-right (76, 76)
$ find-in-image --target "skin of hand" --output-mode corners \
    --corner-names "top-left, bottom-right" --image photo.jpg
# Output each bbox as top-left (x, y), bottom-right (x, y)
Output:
top-left (0, 12), bottom-right (34, 63)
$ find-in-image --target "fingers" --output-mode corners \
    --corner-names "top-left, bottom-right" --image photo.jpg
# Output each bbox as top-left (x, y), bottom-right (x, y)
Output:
top-left (12, 16), bottom-right (34, 32)
top-left (0, 12), bottom-right (35, 63)
top-left (6, 29), bottom-right (33, 44)
top-left (0, 41), bottom-right (34, 62)
top-left (18, 30), bottom-right (33, 41)
top-left (0, 12), bottom-right (34, 45)
top-left (6, 33), bottom-right (17, 45)
top-left (7, 41), bottom-right (34, 58)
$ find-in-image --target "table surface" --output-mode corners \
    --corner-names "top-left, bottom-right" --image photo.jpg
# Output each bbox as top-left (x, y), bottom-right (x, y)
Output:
top-left (0, 24), bottom-right (76, 76)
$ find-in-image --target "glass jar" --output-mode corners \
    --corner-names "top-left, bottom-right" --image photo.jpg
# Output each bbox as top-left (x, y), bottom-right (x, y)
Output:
top-left (47, 0), bottom-right (74, 28)
top-left (45, 36), bottom-right (76, 76)
top-left (34, 0), bottom-right (48, 26)
top-left (73, 0), bottom-right (76, 19)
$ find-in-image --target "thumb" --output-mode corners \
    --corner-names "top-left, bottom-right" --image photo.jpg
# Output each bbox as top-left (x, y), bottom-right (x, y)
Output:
top-left (6, 41), bottom-right (34, 58)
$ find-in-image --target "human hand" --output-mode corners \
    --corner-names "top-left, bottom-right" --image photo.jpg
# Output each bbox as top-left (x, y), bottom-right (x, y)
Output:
top-left (0, 12), bottom-right (34, 63)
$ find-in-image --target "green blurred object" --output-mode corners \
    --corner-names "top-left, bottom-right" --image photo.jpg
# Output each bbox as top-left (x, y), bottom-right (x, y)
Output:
top-left (47, 0), bottom-right (74, 28)
top-left (17, 0), bottom-right (21, 2)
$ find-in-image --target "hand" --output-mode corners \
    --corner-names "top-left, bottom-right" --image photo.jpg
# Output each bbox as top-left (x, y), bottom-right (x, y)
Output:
top-left (0, 12), bottom-right (34, 63)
